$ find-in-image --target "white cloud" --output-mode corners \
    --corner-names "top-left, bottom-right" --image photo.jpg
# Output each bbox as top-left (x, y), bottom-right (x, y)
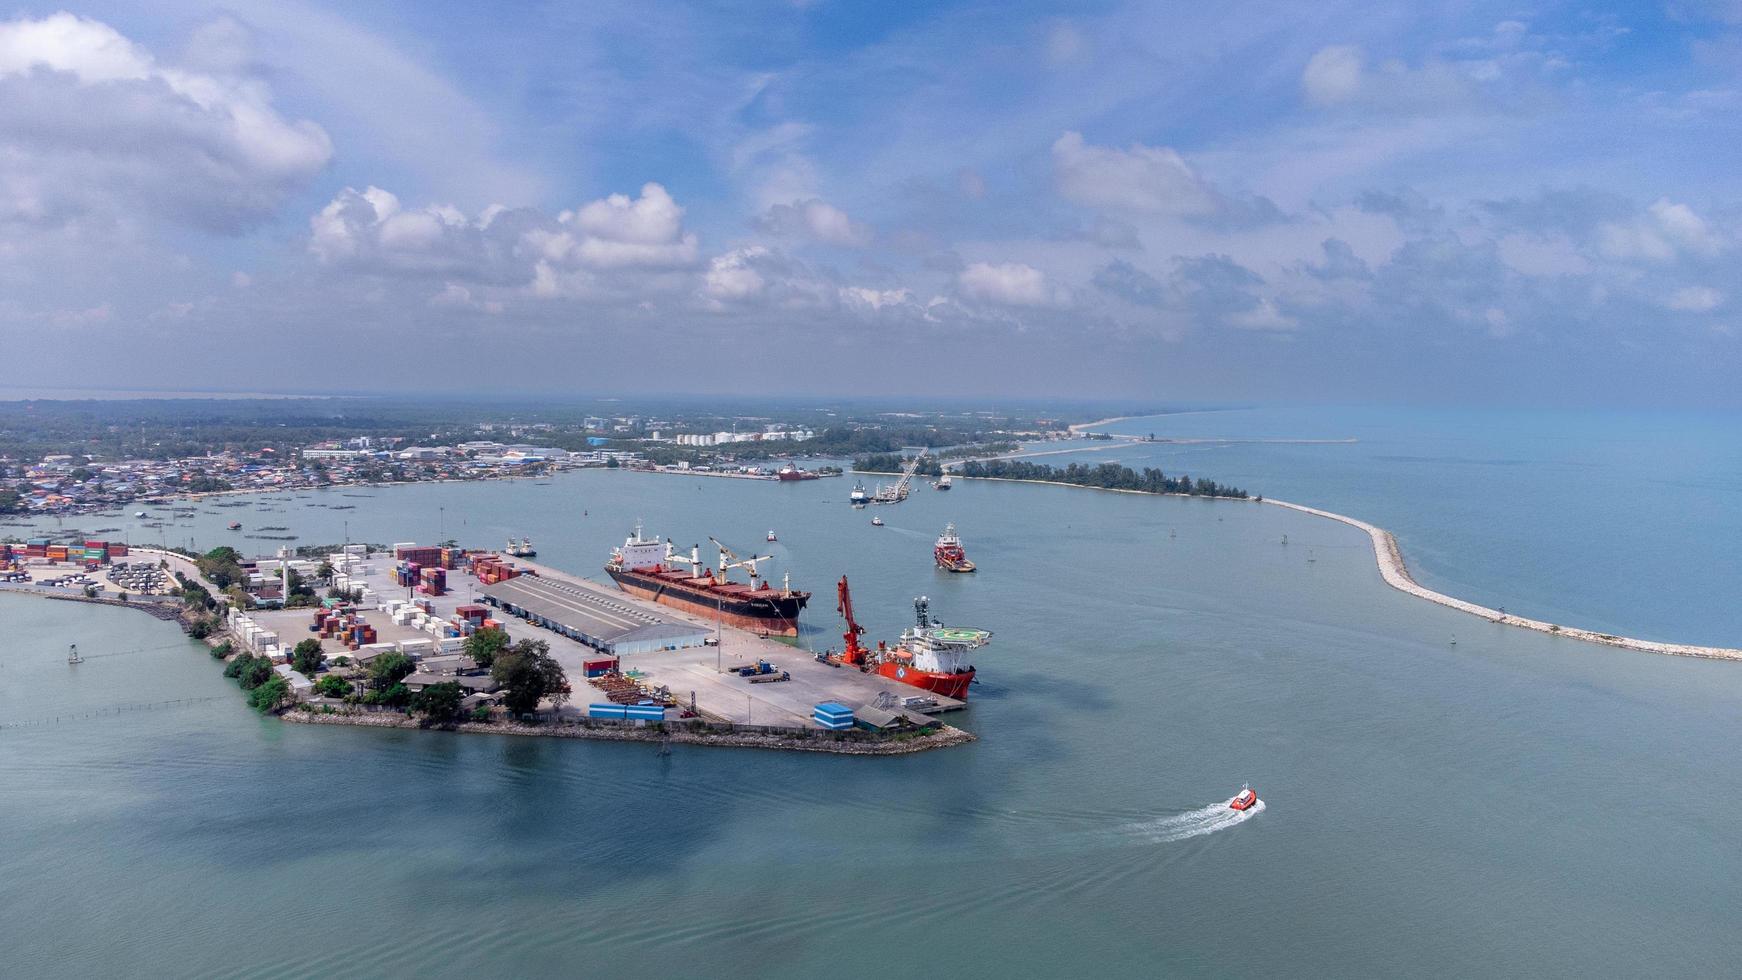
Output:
top-left (0, 12), bottom-right (331, 233)
top-left (758, 198), bottom-right (873, 246)
top-left (957, 261), bottom-right (1065, 307)
top-left (1599, 198), bottom-right (1724, 262)
top-left (1303, 45), bottom-right (1365, 106)
top-left (556, 183), bottom-right (699, 269)
top-left (1045, 22), bottom-right (1086, 65)
top-left (704, 246), bottom-right (771, 302)
top-left (1667, 286), bottom-right (1724, 311)
top-left (1051, 131), bottom-right (1216, 216)
top-left (841, 286), bottom-right (912, 310)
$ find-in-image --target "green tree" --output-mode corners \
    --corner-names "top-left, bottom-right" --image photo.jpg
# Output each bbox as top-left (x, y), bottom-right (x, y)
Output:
top-left (464, 627), bottom-right (509, 669)
top-left (312, 673), bottom-right (352, 698)
top-left (491, 639), bottom-right (570, 716)
top-left (291, 638), bottom-right (325, 676)
top-left (222, 652), bottom-right (253, 678)
top-left (411, 681), bottom-right (464, 723)
top-left (368, 651), bottom-right (415, 689)
top-left (248, 675), bottom-right (290, 712)
top-left (365, 682), bottom-right (411, 708)
top-left (238, 657), bottom-right (275, 691)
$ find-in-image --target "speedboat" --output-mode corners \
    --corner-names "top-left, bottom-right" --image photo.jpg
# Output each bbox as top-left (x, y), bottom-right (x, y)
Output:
top-left (1229, 784), bottom-right (1258, 811)
top-left (871, 516), bottom-right (884, 526)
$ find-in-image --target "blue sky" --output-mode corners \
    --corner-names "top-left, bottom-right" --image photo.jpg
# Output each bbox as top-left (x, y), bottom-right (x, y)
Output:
top-left (2, 1), bottom-right (1740, 403)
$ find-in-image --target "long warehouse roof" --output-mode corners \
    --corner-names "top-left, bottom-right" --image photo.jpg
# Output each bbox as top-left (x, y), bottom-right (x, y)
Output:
top-left (481, 575), bottom-right (707, 647)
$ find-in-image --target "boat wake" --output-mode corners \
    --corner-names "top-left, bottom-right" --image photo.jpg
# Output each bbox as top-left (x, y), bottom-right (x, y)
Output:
top-left (1122, 796), bottom-right (1266, 844)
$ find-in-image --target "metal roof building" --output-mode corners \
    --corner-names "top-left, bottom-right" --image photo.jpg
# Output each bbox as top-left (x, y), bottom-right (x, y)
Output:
top-left (480, 575), bottom-right (711, 656)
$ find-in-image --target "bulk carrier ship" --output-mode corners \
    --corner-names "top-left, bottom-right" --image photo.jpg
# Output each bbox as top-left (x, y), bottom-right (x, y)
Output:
top-left (605, 524), bottom-right (809, 636)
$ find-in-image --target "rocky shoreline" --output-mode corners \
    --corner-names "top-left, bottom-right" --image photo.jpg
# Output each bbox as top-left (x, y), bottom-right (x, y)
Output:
top-left (280, 707), bottom-right (978, 755)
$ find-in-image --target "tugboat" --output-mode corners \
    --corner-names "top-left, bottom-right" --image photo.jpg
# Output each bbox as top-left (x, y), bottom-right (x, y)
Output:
top-left (871, 515), bottom-right (885, 527)
top-left (506, 537), bottom-right (536, 558)
top-left (1229, 784), bottom-right (1259, 811)
top-left (766, 529), bottom-right (778, 542)
top-left (934, 523), bottom-right (976, 572)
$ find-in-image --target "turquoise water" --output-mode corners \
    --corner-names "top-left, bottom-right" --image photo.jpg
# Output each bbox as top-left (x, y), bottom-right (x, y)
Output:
top-left (5, 455), bottom-right (1742, 977)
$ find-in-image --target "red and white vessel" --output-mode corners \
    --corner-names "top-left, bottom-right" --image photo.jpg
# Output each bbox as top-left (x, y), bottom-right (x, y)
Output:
top-left (834, 577), bottom-right (989, 701)
top-left (934, 523), bottom-right (976, 573)
top-left (1230, 784), bottom-right (1259, 811)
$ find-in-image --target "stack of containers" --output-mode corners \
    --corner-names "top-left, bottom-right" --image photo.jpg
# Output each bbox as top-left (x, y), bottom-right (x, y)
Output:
top-left (46, 544), bottom-right (69, 562)
top-left (25, 538), bottom-right (49, 559)
top-left (109, 543), bottom-right (129, 558)
top-left (583, 657), bottom-right (618, 678)
top-left (472, 556), bottom-right (518, 585)
top-left (418, 566), bottom-right (447, 596)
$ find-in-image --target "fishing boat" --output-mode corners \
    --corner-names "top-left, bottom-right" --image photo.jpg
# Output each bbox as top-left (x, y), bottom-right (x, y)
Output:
top-left (227, 521), bottom-right (242, 531)
top-left (1230, 784), bottom-right (1259, 811)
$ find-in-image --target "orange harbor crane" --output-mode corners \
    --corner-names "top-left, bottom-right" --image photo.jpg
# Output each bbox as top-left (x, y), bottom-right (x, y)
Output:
top-left (836, 575), bottom-right (873, 667)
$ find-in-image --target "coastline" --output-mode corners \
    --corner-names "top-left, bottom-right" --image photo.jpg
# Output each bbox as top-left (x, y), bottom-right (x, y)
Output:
top-left (280, 708), bottom-right (977, 754)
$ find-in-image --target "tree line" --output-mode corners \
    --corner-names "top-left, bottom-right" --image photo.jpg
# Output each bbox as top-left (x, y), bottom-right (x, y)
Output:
top-left (955, 459), bottom-right (1250, 498)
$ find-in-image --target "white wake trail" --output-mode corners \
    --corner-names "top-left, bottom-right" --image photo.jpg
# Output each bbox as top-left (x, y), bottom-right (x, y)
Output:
top-left (1122, 797), bottom-right (1266, 844)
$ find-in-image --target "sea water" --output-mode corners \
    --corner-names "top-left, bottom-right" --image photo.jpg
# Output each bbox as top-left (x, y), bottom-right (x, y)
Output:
top-left (4, 409), bottom-right (1742, 977)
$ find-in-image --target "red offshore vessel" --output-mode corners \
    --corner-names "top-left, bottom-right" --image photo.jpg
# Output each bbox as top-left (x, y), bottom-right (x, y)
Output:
top-left (605, 524), bottom-right (809, 635)
top-left (834, 577), bottom-right (990, 700)
top-left (934, 523), bottom-right (976, 573)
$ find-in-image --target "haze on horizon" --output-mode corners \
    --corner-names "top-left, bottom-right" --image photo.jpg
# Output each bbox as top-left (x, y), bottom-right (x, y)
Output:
top-left (2, 2), bottom-right (1740, 406)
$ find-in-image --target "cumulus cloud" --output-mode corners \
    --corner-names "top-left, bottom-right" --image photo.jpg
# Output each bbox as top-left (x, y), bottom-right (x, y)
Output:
top-left (757, 198), bottom-right (873, 246)
top-left (957, 261), bottom-right (1066, 307)
top-left (0, 12), bottom-right (331, 233)
top-left (1051, 131), bottom-right (1217, 216)
top-left (704, 246), bottom-right (770, 302)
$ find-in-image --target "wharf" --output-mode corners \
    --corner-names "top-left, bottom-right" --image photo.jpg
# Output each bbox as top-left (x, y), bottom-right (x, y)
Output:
top-left (508, 558), bottom-right (968, 724)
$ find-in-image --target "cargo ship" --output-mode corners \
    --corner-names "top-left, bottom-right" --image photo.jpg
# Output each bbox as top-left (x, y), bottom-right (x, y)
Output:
top-left (934, 523), bottom-right (975, 572)
top-left (605, 524), bottom-right (809, 636)
top-left (777, 463), bottom-right (820, 481)
top-left (834, 578), bottom-right (989, 701)
top-left (933, 473), bottom-right (952, 490)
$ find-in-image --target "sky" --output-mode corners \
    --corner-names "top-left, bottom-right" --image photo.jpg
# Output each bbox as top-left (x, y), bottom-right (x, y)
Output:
top-left (2, 1), bottom-right (1741, 405)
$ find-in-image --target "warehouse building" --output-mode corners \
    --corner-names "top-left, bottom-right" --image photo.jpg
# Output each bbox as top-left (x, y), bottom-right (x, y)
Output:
top-left (480, 575), bottom-right (710, 656)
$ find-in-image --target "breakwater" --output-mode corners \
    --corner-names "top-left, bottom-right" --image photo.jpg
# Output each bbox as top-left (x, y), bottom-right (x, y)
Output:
top-left (1261, 498), bottom-right (1742, 662)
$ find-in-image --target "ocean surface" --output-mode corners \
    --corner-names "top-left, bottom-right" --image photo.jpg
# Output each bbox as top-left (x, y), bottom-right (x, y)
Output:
top-left (4, 407), bottom-right (1742, 977)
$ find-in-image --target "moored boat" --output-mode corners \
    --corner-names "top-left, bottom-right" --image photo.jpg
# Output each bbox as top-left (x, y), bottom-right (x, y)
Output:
top-left (605, 524), bottom-right (809, 635)
top-left (833, 579), bottom-right (989, 701)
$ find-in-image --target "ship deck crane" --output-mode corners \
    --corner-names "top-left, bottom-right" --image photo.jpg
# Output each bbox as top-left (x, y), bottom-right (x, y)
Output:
top-left (709, 536), bottom-right (779, 590)
top-left (836, 575), bottom-right (872, 667)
